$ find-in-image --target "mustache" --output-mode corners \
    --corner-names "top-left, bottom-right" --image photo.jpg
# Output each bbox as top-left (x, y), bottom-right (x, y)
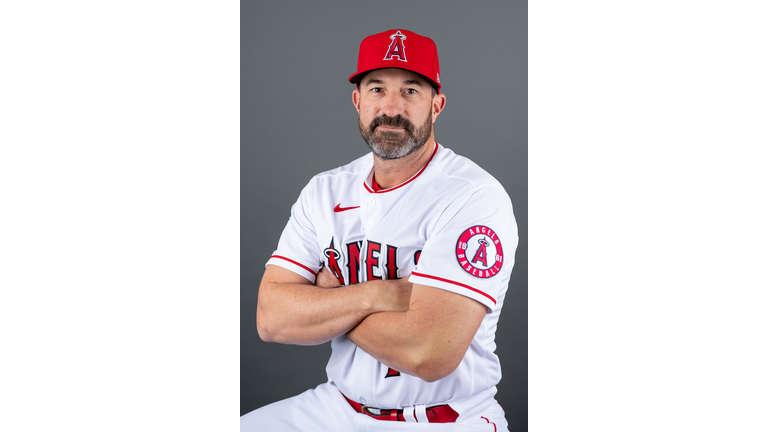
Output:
top-left (369, 115), bottom-right (415, 133)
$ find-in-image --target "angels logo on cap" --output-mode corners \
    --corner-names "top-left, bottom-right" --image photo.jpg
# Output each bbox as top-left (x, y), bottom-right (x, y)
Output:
top-left (455, 225), bottom-right (504, 279)
top-left (383, 30), bottom-right (408, 62)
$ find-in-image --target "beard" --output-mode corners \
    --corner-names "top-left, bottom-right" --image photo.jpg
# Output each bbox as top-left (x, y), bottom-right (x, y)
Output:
top-left (359, 111), bottom-right (433, 160)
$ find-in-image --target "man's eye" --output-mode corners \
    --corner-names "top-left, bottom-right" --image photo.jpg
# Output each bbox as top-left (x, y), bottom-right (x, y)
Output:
top-left (404, 89), bottom-right (417, 95)
top-left (371, 88), bottom-right (382, 93)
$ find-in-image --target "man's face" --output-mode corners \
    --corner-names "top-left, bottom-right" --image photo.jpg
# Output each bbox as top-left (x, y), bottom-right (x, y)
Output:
top-left (354, 69), bottom-right (437, 160)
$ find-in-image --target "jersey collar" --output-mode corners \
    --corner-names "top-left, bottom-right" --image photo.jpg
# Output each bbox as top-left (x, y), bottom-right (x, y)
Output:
top-left (364, 142), bottom-right (439, 194)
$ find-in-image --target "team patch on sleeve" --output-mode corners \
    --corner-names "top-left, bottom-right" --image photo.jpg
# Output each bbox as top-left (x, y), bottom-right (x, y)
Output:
top-left (455, 225), bottom-right (504, 278)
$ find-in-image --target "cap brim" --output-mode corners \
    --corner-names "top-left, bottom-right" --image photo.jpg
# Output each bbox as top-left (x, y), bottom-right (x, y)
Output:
top-left (348, 67), bottom-right (440, 92)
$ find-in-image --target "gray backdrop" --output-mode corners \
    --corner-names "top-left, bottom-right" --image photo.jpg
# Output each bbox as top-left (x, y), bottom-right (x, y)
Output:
top-left (241, 0), bottom-right (527, 430)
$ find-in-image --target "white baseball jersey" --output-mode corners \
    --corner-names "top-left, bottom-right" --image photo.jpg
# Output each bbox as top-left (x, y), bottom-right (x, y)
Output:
top-left (266, 142), bottom-right (518, 409)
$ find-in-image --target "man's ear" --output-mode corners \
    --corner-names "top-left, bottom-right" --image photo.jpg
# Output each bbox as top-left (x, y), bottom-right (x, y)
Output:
top-left (352, 88), bottom-right (361, 113)
top-left (431, 93), bottom-right (446, 122)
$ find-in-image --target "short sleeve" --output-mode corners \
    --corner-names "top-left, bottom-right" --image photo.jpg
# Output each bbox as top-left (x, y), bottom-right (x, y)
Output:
top-left (408, 185), bottom-right (518, 312)
top-left (265, 181), bottom-right (323, 282)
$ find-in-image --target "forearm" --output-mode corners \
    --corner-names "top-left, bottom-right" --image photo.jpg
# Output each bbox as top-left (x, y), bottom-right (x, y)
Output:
top-left (256, 265), bottom-right (411, 346)
top-left (347, 285), bottom-right (486, 382)
top-left (257, 282), bottom-right (375, 345)
top-left (347, 311), bottom-right (435, 378)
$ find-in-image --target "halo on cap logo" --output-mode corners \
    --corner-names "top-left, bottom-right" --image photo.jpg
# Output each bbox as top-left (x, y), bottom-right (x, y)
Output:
top-left (383, 30), bottom-right (408, 62)
top-left (455, 225), bottom-right (503, 279)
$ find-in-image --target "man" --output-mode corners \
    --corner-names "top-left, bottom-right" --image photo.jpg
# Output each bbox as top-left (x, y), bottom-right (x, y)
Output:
top-left (241, 29), bottom-right (518, 431)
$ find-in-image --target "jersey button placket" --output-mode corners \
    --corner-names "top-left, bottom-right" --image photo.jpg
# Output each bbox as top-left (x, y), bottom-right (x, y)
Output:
top-left (360, 194), bottom-right (376, 232)
top-left (366, 197), bottom-right (377, 231)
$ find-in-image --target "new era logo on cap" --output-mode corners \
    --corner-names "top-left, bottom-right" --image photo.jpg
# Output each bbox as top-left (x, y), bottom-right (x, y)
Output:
top-left (349, 29), bottom-right (441, 92)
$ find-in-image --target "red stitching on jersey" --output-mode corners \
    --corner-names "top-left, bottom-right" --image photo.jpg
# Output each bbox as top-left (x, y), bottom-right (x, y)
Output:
top-left (363, 142), bottom-right (438, 194)
top-left (411, 271), bottom-right (496, 305)
top-left (480, 416), bottom-right (497, 431)
top-left (271, 255), bottom-right (317, 276)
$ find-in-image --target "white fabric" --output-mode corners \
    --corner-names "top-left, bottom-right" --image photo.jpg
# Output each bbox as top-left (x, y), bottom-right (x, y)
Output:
top-left (264, 142), bottom-right (518, 411)
top-left (240, 382), bottom-right (508, 431)
top-left (415, 404), bottom-right (429, 423)
top-left (403, 406), bottom-right (417, 422)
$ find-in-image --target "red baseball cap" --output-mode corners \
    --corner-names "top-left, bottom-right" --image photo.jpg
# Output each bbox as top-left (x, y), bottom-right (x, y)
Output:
top-left (349, 29), bottom-right (441, 93)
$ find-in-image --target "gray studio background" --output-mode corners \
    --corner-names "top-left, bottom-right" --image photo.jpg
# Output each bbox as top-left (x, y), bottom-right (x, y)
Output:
top-left (241, 0), bottom-right (527, 430)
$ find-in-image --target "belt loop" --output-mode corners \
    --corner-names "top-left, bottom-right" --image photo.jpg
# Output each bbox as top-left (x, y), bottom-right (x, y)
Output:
top-left (403, 406), bottom-right (417, 422)
top-left (414, 404), bottom-right (429, 423)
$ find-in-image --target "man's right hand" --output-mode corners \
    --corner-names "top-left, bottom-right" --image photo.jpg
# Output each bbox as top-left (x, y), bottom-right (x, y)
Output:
top-left (385, 276), bottom-right (413, 313)
top-left (314, 266), bottom-right (343, 288)
top-left (315, 265), bottom-right (412, 311)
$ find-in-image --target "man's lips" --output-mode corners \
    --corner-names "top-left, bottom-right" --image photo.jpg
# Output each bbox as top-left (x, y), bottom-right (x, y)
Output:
top-left (376, 125), bottom-right (406, 131)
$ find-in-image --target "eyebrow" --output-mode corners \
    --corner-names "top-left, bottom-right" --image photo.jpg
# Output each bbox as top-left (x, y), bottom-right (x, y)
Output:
top-left (403, 79), bottom-right (424, 87)
top-left (363, 78), bottom-right (425, 88)
top-left (364, 78), bottom-right (385, 87)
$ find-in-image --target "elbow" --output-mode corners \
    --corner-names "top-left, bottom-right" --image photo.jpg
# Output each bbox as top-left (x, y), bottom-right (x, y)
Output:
top-left (409, 351), bottom-right (462, 383)
top-left (256, 307), bottom-right (300, 344)
top-left (256, 314), bottom-right (275, 343)
top-left (413, 363), bottom-right (458, 383)
top-left (256, 304), bottom-right (279, 343)
top-left (256, 288), bottom-right (284, 343)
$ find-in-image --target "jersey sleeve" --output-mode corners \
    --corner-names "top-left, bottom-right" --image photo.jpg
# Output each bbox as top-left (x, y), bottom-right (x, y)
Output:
top-left (408, 185), bottom-right (518, 312)
top-left (265, 180), bottom-right (323, 282)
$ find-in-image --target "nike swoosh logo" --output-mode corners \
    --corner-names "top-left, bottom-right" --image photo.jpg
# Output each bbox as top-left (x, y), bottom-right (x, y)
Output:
top-left (334, 204), bottom-right (360, 212)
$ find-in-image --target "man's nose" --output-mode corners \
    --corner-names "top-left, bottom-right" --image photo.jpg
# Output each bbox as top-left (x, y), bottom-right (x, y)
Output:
top-left (381, 92), bottom-right (406, 117)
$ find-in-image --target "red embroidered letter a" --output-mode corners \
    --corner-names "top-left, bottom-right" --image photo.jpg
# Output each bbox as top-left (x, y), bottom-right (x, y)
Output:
top-left (383, 30), bottom-right (408, 62)
top-left (471, 238), bottom-right (489, 267)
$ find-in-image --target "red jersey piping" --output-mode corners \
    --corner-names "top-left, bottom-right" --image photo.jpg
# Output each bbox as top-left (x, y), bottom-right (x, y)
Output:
top-left (271, 255), bottom-right (317, 276)
top-left (411, 271), bottom-right (496, 305)
top-left (364, 142), bottom-right (438, 194)
top-left (481, 416), bottom-right (497, 431)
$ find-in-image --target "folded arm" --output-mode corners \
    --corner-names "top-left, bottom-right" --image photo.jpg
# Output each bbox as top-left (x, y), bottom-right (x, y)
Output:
top-left (347, 282), bottom-right (487, 382)
top-left (256, 264), bottom-right (411, 346)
